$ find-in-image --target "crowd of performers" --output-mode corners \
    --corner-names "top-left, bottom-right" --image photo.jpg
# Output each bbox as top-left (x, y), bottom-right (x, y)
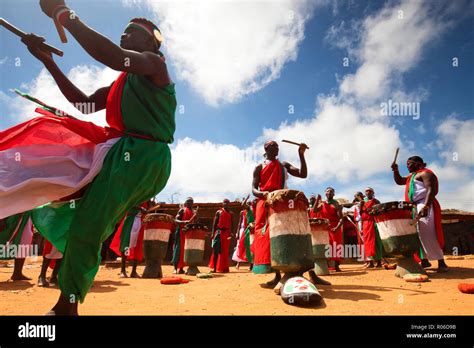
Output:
top-left (1, 141), bottom-right (448, 302)
top-left (0, 0), bottom-right (448, 315)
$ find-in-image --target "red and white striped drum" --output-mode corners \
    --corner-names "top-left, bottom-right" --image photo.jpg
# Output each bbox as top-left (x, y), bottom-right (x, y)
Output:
top-left (183, 223), bottom-right (208, 275)
top-left (370, 201), bottom-right (420, 256)
top-left (142, 213), bottom-right (174, 278)
top-left (371, 201), bottom-right (426, 278)
top-left (266, 189), bottom-right (313, 273)
top-left (309, 218), bottom-right (330, 275)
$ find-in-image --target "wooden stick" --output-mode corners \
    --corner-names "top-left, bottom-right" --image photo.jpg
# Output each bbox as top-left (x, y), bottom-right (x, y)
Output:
top-left (53, 18), bottom-right (67, 43)
top-left (146, 204), bottom-right (161, 213)
top-left (0, 18), bottom-right (63, 56)
top-left (393, 147), bottom-right (399, 165)
top-left (282, 139), bottom-right (309, 149)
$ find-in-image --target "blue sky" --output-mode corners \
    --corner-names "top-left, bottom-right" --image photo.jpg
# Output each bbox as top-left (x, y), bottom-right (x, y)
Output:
top-left (1, 0), bottom-right (473, 208)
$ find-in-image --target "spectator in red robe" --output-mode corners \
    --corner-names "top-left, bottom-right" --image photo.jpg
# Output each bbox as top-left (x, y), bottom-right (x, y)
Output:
top-left (312, 187), bottom-right (344, 272)
top-left (209, 199), bottom-right (234, 273)
top-left (359, 188), bottom-right (382, 268)
top-left (172, 197), bottom-right (198, 274)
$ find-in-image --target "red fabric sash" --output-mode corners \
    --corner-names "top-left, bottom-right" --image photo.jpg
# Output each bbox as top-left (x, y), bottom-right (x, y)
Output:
top-left (217, 208), bottom-right (232, 230)
top-left (360, 199), bottom-right (378, 221)
top-left (259, 160), bottom-right (283, 191)
top-left (405, 168), bottom-right (444, 249)
top-left (106, 72), bottom-right (127, 132)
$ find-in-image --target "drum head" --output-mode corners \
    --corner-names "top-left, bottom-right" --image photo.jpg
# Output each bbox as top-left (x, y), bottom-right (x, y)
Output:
top-left (266, 189), bottom-right (308, 206)
top-left (183, 223), bottom-right (209, 232)
top-left (143, 213), bottom-right (174, 223)
top-left (370, 201), bottom-right (414, 215)
top-left (309, 218), bottom-right (329, 225)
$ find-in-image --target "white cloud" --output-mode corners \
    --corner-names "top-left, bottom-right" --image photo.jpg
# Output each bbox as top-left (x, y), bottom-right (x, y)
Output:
top-left (436, 117), bottom-right (474, 166)
top-left (5, 65), bottom-right (119, 126)
top-left (138, 0), bottom-right (319, 106)
top-left (159, 137), bottom-right (260, 202)
top-left (157, 0), bottom-right (470, 206)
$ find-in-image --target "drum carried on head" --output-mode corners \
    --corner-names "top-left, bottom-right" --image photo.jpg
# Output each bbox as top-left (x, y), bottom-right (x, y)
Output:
top-left (183, 223), bottom-right (208, 275)
top-left (309, 218), bottom-right (330, 275)
top-left (142, 213), bottom-right (175, 278)
top-left (266, 189), bottom-right (313, 273)
top-left (370, 201), bottom-right (426, 277)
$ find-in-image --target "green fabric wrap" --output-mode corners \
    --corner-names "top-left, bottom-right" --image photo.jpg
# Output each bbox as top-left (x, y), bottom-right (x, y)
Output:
top-left (33, 74), bottom-right (176, 302)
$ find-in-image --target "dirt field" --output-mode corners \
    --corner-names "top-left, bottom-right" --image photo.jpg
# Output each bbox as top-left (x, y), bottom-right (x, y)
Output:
top-left (1, 256), bottom-right (473, 315)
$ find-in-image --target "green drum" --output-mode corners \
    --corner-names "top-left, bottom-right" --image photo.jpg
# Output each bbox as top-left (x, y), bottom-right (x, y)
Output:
top-left (183, 223), bottom-right (208, 275)
top-left (309, 218), bottom-right (330, 276)
top-left (267, 189), bottom-right (313, 273)
top-left (142, 213), bottom-right (174, 278)
top-left (371, 201), bottom-right (426, 278)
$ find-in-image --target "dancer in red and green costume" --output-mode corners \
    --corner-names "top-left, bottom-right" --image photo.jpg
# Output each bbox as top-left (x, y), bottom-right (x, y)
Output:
top-left (209, 199), bottom-right (234, 273)
top-left (1, 0), bottom-right (176, 315)
top-left (391, 156), bottom-right (448, 272)
top-left (312, 187), bottom-right (344, 272)
top-left (252, 140), bottom-right (308, 288)
top-left (359, 187), bottom-right (383, 268)
top-left (173, 197), bottom-right (198, 274)
top-left (110, 201), bottom-right (151, 278)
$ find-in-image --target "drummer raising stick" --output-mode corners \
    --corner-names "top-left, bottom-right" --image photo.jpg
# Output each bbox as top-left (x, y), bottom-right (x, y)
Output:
top-left (252, 140), bottom-right (328, 288)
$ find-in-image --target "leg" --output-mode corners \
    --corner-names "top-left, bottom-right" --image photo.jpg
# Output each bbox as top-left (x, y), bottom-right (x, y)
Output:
top-left (437, 259), bottom-right (448, 272)
top-left (130, 260), bottom-right (140, 278)
top-left (334, 260), bottom-right (342, 272)
top-left (120, 253), bottom-right (128, 278)
top-left (47, 292), bottom-right (79, 316)
top-left (49, 259), bottom-right (62, 286)
top-left (421, 259), bottom-right (432, 268)
top-left (38, 257), bottom-right (51, 287)
top-left (212, 252), bottom-right (218, 273)
top-left (11, 258), bottom-right (31, 281)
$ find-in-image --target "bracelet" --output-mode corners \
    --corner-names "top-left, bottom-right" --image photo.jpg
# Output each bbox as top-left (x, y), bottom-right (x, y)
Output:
top-left (53, 5), bottom-right (72, 25)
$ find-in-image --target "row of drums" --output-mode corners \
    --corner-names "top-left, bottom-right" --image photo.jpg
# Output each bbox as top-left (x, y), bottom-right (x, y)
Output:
top-left (141, 190), bottom-right (422, 277)
top-left (142, 214), bottom-right (209, 278)
top-left (266, 190), bottom-right (422, 274)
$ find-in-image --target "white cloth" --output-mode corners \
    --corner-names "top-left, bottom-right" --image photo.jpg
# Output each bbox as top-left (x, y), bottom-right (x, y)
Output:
top-left (232, 214), bottom-right (246, 262)
top-left (413, 180), bottom-right (444, 260)
top-left (0, 138), bottom-right (119, 219)
top-left (128, 214), bottom-right (142, 249)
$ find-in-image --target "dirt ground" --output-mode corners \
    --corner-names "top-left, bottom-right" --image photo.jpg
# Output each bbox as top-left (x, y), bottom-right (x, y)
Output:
top-left (1, 256), bottom-right (473, 315)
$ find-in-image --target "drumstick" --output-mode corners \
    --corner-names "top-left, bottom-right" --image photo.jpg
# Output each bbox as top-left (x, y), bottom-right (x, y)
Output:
top-left (146, 204), bottom-right (161, 213)
top-left (53, 18), bottom-right (67, 43)
top-left (393, 147), bottom-right (399, 165)
top-left (345, 216), bottom-right (362, 245)
top-left (282, 139), bottom-right (309, 150)
top-left (0, 18), bottom-right (64, 56)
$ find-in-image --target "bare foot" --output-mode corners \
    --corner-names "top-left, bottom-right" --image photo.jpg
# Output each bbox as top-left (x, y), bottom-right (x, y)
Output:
top-left (119, 272), bottom-right (128, 278)
top-left (260, 272), bottom-right (281, 289)
top-left (11, 274), bottom-right (31, 281)
top-left (38, 276), bottom-right (49, 287)
top-left (130, 271), bottom-right (140, 278)
top-left (49, 293), bottom-right (79, 316)
top-left (308, 270), bottom-right (331, 286)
